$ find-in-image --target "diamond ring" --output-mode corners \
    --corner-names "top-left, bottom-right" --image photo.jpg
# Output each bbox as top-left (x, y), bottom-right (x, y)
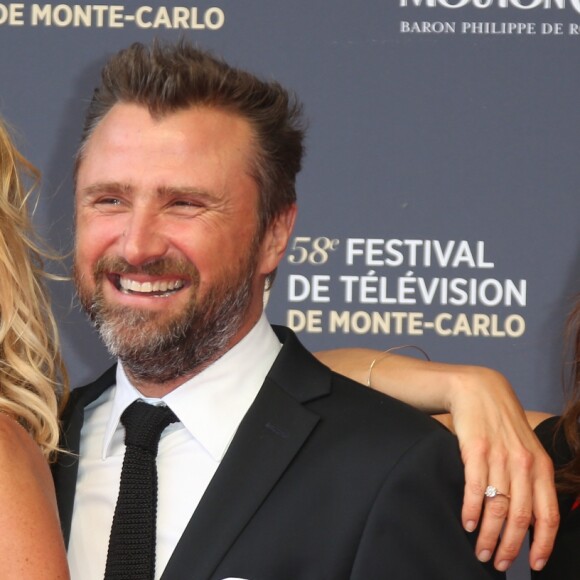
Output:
top-left (484, 485), bottom-right (511, 499)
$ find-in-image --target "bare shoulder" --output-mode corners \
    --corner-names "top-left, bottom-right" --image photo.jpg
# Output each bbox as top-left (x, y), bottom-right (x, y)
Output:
top-left (0, 413), bottom-right (52, 484)
top-left (526, 411), bottom-right (555, 430)
top-left (0, 414), bottom-right (69, 579)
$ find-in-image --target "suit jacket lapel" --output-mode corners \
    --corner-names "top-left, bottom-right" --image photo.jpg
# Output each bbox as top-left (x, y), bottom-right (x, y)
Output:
top-left (162, 326), bottom-right (330, 579)
top-left (52, 365), bottom-right (117, 546)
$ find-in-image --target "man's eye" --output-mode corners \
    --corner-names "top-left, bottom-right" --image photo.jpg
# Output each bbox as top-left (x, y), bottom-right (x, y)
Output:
top-left (173, 200), bottom-right (200, 207)
top-left (97, 197), bottom-right (122, 205)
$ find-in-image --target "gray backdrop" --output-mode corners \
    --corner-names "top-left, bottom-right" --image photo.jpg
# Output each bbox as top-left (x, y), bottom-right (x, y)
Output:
top-left (1, 2), bottom-right (579, 578)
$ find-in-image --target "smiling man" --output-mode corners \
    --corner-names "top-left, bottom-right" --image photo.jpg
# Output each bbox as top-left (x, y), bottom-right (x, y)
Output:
top-left (53, 40), bottom-right (503, 580)
top-left (73, 102), bottom-right (277, 395)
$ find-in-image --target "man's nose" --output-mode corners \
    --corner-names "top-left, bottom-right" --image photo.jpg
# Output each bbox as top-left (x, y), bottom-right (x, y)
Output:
top-left (120, 210), bottom-right (168, 266)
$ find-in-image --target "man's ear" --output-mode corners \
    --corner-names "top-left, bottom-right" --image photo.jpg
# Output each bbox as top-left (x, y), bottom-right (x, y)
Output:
top-left (258, 204), bottom-right (297, 275)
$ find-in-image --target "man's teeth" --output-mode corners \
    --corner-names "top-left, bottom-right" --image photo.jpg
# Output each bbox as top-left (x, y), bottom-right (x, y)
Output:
top-left (119, 277), bottom-right (184, 294)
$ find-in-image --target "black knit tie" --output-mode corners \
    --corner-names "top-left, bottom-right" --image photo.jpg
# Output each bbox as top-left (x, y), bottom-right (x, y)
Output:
top-left (104, 400), bottom-right (178, 580)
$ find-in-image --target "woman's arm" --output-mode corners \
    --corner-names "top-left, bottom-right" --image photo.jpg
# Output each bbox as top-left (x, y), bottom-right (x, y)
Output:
top-left (0, 414), bottom-right (70, 579)
top-left (315, 348), bottom-right (559, 573)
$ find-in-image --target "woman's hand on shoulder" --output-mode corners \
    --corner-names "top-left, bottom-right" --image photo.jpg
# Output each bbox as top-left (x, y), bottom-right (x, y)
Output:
top-left (441, 366), bottom-right (559, 573)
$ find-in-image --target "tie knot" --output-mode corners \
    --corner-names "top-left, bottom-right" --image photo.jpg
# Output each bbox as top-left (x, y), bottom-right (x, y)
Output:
top-left (121, 400), bottom-right (178, 454)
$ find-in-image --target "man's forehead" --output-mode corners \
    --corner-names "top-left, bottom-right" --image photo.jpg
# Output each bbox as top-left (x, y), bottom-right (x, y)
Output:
top-left (81, 103), bottom-right (257, 161)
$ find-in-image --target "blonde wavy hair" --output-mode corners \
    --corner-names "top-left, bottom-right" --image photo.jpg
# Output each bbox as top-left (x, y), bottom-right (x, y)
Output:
top-left (0, 117), bottom-right (68, 458)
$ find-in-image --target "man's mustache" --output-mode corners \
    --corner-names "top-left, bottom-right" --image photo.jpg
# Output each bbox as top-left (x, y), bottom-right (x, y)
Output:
top-left (93, 256), bottom-right (199, 279)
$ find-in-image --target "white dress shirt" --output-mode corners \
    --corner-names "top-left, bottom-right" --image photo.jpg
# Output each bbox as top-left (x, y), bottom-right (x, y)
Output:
top-left (67, 314), bottom-right (281, 580)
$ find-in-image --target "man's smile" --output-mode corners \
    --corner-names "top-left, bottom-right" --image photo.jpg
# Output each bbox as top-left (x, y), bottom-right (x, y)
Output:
top-left (112, 275), bottom-right (186, 297)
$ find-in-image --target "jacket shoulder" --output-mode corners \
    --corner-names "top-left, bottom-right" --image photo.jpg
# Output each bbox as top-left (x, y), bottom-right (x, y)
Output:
top-left (270, 325), bottom-right (450, 445)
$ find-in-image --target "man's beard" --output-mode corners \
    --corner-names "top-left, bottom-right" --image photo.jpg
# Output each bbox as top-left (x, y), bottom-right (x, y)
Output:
top-left (74, 253), bottom-right (257, 385)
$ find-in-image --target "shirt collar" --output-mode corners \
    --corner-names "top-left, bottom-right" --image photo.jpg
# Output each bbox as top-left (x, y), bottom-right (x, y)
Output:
top-left (102, 314), bottom-right (281, 461)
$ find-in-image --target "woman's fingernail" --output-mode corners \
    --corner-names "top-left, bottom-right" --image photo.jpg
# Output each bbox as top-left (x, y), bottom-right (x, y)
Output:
top-left (533, 559), bottom-right (547, 571)
top-left (496, 560), bottom-right (512, 571)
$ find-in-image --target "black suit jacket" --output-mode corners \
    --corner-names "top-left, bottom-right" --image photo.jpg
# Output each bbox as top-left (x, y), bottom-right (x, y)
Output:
top-left (54, 326), bottom-right (503, 579)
